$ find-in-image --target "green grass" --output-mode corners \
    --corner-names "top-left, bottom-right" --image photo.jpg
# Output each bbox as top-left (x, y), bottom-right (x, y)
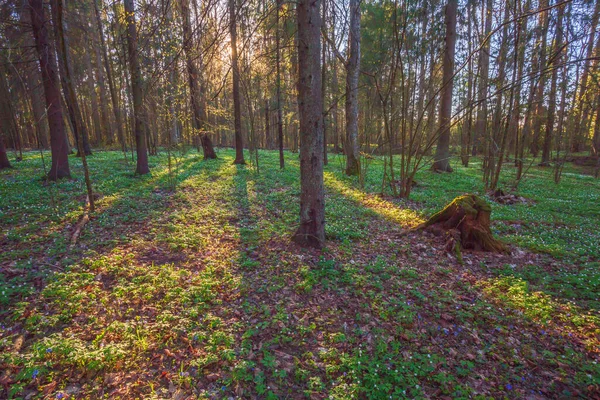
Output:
top-left (1, 148), bottom-right (599, 399)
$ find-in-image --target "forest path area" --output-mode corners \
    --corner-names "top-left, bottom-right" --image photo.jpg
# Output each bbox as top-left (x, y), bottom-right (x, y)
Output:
top-left (1, 149), bottom-right (599, 399)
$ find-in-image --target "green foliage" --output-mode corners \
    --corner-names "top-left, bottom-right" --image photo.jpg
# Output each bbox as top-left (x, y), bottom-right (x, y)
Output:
top-left (1, 149), bottom-right (598, 398)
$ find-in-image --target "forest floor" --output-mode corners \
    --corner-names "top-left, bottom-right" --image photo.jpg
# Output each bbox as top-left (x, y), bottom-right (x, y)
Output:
top-left (1, 149), bottom-right (599, 399)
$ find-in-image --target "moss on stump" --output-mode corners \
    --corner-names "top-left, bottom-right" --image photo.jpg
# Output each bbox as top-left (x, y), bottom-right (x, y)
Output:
top-left (416, 194), bottom-right (507, 253)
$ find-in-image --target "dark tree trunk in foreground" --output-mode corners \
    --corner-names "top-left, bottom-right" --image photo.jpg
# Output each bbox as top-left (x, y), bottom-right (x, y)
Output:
top-left (28, 0), bottom-right (71, 180)
top-left (0, 134), bottom-right (11, 169)
top-left (180, 0), bottom-right (216, 160)
top-left (293, 0), bottom-right (325, 248)
top-left (345, 0), bottom-right (360, 176)
top-left (229, 0), bottom-right (245, 164)
top-left (432, 0), bottom-right (457, 172)
top-left (124, 0), bottom-right (150, 175)
top-left (51, 0), bottom-right (92, 157)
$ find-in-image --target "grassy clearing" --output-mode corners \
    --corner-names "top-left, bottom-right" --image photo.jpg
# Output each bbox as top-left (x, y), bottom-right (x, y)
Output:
top-left (1, 149), bottom-right (599, 398)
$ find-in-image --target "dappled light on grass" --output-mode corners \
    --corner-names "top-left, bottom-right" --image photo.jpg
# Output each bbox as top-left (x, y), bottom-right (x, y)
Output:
top-left (478, 275), bottom-right (600, 354)
top-left (3, 150), bottom-right (600, 398)
top-left (324, 171), bottom-right (423, 228)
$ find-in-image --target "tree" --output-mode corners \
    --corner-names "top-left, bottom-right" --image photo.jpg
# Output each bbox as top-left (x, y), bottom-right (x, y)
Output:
top-left (0, 132), bottom-right (11, 169)
top-left (229, 0), bottom-right (245, 164)
top-left (540, 2), bottom-right (564, 166)
top-left (432, 0), bottom-right (457, 173)
top-left (276, 0), bottom-right (284, 169)
top-left (345, 0), bottom-right (361, 176)
top-left (51, 0), bottom-right (95, 210)
top-left (292, 0), bottom-right (325, 248)
top-left (28, 0), bottom-right (71, 180)
top-left (123, 0), bottom-right (150, 175)
top-left (473, 0), bottom-right (492, 158)
top-left (530, 0), bottom-right (549, 157)
top-left (179, 0), bottom-right (217, 160)
top-left (51, 0), bottom-right (92, 157)
top-left (93, 0), bottom-right (127, 153)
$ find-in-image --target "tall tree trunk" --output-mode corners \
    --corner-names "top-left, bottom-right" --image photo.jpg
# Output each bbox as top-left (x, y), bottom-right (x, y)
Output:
top-left (94, 0), bottom-right (126, 153)
top-left (28, 0), bottom-right (71, 180)
top-left (473, 0), bottom-right (492, 158)
top-left (345, 0), bottom-right (361, 176)
top-left (530, 0), bottom-right (549, 157)
top-left (322, 0), bottom-right (328, 166)
top-left (50, 0), bottom-right (92, 157)
top-left (432, 0), bottom-right (457, 173)
top-left (293, 0), bottom-right (325, 248)
top-left (461, 2), bottom-right (475, 167)
top-left (540, 2), bottom-right (564, 166)
top-left (229, 0), bottom-right (245, 164)
top-left (276, 0), bottom-right (284, 168)
top-left (123, 0), bottom-right (150, 175)
top-left (572, 1), bottom-right (600, 153)
top-left (485, 2), bottom-right (510, 186)
top-left (179, 0), bottom-right (216, 159)
top-left (51, 0), bottom-right (95, 209)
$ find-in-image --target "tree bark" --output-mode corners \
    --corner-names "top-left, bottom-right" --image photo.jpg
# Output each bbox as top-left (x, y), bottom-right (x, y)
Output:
top-left (345, 0), bottom-right (361, 176)
top-left (572, 1), bottom-right (600, 153)
top-left (530, 0), bottom-right (549, 157)
top-left (432, 0), bottom-right (457, 173)
top-left (293, 0), bottom-right (325, 248)
top-left (416, 195), bottom-right (507, 253)
top-left (540, 3), bottom-right (564, 166)
top-left (51, 0), bottom-right (95, 210)
top-left (94, 0), bottom-right (126, 153)
top-left (179, 0), bottom-right (216, 160)
top-left (0, 132), bottom-right (10, 169)
top-left (50, 0), bottom-right (92, 157)
top-left (229, 0), bottom-right (245, 164)
top-left (123, 0), bottom-right (150, 175)
top-left (28, 0), bottom-right (71, 180)
top-left (473, 0), bottom-right (492, 157)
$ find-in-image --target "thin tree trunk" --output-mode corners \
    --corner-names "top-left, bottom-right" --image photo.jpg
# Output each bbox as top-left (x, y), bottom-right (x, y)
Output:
top-left (179, 0), bottom-right (216, 159)
top-left (94, 0), bottom-right (127, 154)
top-left (345, 0), bottom-right (361, 176)
top-left (473, 0), bottom-right (492, 158)
top-left (28, 0), bottom-right (71, 180)
top-left (229, 0), bottom-right (245, 164)
top-left (123, 0), bottom-right (150, 175)
top-left (432, 0), bottom-right (457, 173)
top-left (540, 2), bottom-right (564, 166)
top-left (322, 0), bottom-right (328, 166)
top-left (530, 0), bottom-right (549, 157)
top-left (51, 0), bottom-right (92, 157)
top-left (51, 0), bottom-right (95, 209)
top-left (293, 0), bottom-right (325, 248)
top-left (572, 1), bottom-right (600, 153)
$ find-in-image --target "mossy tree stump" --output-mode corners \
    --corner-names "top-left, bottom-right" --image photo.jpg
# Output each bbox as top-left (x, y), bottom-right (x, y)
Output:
top-left (416, 194), bottom-right (507, 253)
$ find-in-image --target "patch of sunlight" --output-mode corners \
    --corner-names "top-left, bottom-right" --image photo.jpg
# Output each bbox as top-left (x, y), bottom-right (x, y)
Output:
top-left (324, 172), bottom-right (423, 228)
top-left (478, 276), bottom-right (600, 353)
